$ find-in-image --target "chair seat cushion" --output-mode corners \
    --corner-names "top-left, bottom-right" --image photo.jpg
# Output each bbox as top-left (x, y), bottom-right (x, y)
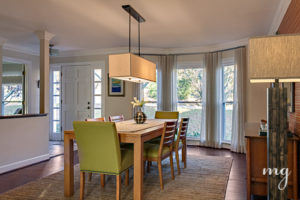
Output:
top-left (120, 149), bottom-right (134, 172)
top-left (144, 143), bottom-right (171, 158)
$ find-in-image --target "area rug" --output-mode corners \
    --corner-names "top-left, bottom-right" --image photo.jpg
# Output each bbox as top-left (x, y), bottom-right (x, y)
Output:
top-left (0, 155), bottom-right (232, 200)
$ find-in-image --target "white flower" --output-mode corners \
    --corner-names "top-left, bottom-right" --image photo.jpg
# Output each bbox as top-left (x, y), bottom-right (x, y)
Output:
top-left (131, 97), bottom-right (146, 108)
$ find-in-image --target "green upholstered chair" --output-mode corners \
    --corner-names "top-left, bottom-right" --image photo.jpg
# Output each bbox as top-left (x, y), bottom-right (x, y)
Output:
top-left (73, 121), bottom-right (133, 200)
top-left (174, 118), bottom-right (189, 175)
top-left (108, 114), bottom-right (133, 150)
top-left (155, 111), bottom-right (179, 119)
top-left (144, 121), bottom-right (177, 190)
top-left (85, 117), bottom-right (106, 183)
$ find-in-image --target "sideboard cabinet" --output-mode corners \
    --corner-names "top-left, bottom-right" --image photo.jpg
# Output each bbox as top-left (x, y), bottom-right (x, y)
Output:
top-left (245, 127), bottom-right (299, 200)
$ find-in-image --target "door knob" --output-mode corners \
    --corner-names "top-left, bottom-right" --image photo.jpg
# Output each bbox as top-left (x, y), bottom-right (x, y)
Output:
top-left (87, 106), bottom-right (90, 109)
top-left (88, 102), bottom-right (90, 105)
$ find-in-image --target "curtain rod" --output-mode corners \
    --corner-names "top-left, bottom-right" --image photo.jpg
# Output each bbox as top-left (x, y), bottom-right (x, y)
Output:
top-left (137, 45), bottom-right (246, 56)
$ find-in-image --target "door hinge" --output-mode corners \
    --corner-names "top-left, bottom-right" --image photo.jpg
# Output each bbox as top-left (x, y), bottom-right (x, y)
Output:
top-left (61, 99), bottom-right (63, 104)
top-left (61, 126), bottom-right (63, 132)
top-left (61, 72), bottom-right (63, 77)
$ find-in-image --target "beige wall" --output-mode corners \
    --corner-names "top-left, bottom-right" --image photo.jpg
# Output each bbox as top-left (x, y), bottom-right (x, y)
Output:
top-left (245, 47), bottom-right (268, 124)
top-left (51, 54), bottom-right (135, 120)
top-left (0, 116), bottom-right (49, 174)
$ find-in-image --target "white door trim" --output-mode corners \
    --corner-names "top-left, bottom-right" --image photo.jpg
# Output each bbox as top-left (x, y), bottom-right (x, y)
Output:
top-left (50, 61), bottom-right (105, 140)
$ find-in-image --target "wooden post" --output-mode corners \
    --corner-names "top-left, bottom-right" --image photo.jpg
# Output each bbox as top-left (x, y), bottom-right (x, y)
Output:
top-left (35, 31), bottom-right (54, 114)
top-left (267, 81), bottom-right (288, 200)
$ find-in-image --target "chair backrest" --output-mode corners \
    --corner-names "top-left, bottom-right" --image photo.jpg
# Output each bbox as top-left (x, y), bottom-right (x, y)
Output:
top-left (176, 118), bottom-right (189, 147)
top-left (85, 117), bottom-right (105, 122)
top-left (155, 111), bottom-right (179, 119)
top-left (109, 115), bottom-right (124, 122)
top-left (73, 121), bottom-right (122, 174)
top-left (159, 121), bottom-right (177, 156)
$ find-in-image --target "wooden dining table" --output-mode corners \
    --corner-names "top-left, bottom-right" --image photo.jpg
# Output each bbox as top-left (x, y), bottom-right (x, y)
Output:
top-left (64, 119), bottom-right (171, 200)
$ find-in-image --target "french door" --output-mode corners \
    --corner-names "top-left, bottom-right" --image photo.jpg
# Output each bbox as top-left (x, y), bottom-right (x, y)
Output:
top-left (50, 65), bottom-right (104, 141)
top-left (61, 66), bottom-right (93, 131)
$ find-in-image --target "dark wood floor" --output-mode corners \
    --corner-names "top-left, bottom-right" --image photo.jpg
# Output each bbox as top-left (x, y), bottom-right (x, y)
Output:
top-left (0, 146), bottom-right (247, 199)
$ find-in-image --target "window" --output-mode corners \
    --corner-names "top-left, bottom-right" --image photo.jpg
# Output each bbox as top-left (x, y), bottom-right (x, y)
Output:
top-left (222, 64), bottom-right (235, 143)
top-left (51, 71), bottom-right (61, 134)
top-left (1, 64), bottom-right (25, 115)
top-left (93, 69), bottom-right (102, 118)
top-left (140, 79), bottom-right (157, 119)
top-left (176, 67), bottom-right (204, 138)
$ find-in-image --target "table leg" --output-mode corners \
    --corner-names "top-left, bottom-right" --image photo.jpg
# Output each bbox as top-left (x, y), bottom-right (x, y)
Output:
top-left (64, 134), bottom-right (74, 197)
top-left (133, 138), bottom-right (144, 200)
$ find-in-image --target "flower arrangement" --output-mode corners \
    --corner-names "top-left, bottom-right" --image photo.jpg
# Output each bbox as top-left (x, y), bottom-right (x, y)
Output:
top-left (131, 97), bottom-right (146, 108)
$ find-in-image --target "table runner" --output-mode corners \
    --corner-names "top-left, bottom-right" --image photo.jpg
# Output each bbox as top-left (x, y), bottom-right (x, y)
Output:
top-left (116, 119), bottom-right (166, 132)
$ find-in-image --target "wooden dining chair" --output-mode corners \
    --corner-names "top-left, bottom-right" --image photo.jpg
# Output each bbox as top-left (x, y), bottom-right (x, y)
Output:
top-left (148, 111), bottom-right (179, 145)
top-left (73, 122), bottom-right (133, 200)
top-left (109, 115), bottom-right (125, 122)
top-left (174, 118), bottom-right (189, 175)
top-left (144, 121), bottom-right (177, 190)
top-left (85, 117), bottom-right (106, 184)
top-left (85, 117), bottom-right (105, 122)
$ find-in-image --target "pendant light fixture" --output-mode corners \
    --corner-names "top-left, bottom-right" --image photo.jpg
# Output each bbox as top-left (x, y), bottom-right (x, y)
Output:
top-left (109, 5), bottom-right (156, 83)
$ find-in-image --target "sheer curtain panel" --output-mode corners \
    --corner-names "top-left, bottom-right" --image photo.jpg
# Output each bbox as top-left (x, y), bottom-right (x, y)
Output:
top-left (230, 47), bottom-right (246, 153)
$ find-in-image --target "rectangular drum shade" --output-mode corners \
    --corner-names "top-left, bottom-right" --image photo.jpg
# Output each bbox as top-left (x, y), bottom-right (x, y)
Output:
top-left (248, 34), bottom-right (300, 83)
top-left (109, 53), bottom-right (156, 83)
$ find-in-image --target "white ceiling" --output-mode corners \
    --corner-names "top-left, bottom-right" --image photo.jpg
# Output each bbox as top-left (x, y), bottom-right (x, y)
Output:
top-left (0, 0), bottom-right (284, 54)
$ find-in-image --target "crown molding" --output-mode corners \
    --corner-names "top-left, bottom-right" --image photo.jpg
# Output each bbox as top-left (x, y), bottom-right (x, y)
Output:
top-left (55, 38), bottom-right (249, 57)
top-left (165, 38), bottom-right (248, 54)
top-left (1, 37), bottom-right (249, 58)
top-left (3, 43), bottom-right (39, 56)
top-left (268, 0), bottom-right (291, 35)
top-left (35, 30), bottom-right (55, 41)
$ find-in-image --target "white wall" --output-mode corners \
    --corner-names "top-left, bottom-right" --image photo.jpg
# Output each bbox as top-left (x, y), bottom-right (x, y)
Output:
top-left (50, 54), bottom-right (135, 120)
top-left (0, 115), bottom-right (49, 174)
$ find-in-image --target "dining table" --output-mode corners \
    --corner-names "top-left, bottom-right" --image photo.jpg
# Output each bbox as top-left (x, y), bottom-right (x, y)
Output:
top-left (64, 119), bottom-right (175, 200)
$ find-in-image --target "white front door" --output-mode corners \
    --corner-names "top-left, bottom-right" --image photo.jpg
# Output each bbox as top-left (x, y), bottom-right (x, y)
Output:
top-left (62, 66), bottom-right (92, 131)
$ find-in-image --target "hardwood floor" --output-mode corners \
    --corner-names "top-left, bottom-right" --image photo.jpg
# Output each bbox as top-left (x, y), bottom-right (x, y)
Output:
top-left (0, 146), bottom-right (247, 199)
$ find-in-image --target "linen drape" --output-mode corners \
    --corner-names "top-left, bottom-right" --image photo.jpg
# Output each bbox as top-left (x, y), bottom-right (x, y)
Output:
top-left (158, 55), bottom-right (177, 111)
top-left (230, 47), bottom-right (246, 153)
top-left (201, 52), bottom-right (223, 148)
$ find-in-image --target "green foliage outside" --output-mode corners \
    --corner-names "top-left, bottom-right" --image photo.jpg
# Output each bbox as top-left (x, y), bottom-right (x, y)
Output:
top-left (177, 68), bottom-right (203, 101)
top-left (223, 65), bottom-right (234, 101)
top-left (142, 65), bottom-right (235, 140)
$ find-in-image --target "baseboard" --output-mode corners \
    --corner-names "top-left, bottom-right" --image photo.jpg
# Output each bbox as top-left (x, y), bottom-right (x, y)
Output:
top-left (0, 154), bottom-right (50, 174)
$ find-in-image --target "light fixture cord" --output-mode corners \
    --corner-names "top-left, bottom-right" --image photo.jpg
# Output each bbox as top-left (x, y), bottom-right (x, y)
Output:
top-left (138, 19), bottom-right (140, 56)
top-left (129, 11), bottom-right (131, 53)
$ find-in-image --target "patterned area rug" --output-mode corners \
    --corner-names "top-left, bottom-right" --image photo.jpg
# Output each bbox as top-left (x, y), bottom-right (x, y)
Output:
top-left (0, 155), bottom-right (232, 200)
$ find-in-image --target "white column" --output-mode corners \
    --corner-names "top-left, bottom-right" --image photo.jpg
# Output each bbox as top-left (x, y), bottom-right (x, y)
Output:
top-left (0, 37), bottom-right (6, 115)
top-left (35, 31), bottom-right (55, 114)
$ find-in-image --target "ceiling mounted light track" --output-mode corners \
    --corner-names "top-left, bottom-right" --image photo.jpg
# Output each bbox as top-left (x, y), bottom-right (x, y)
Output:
top-left (109, 5), bottom-right (156, 83)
